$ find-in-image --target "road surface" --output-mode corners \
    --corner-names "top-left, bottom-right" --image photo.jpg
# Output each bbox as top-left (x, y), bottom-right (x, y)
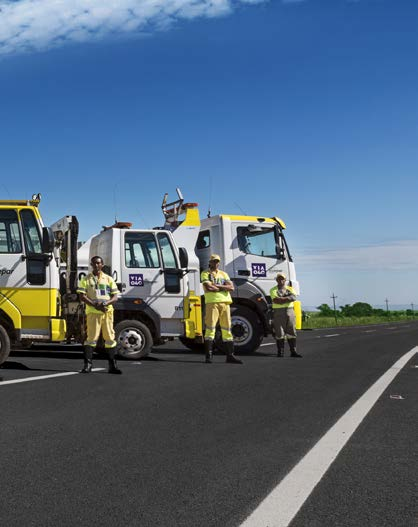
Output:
top-left (1, 321), bottom-right (417, 526)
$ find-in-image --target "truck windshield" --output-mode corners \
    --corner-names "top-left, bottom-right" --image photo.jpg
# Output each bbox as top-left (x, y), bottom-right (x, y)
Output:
top-left (125, 232), bottom-right (160, 268)
top-left (0, 210), bottom-right (22, 253)
top-left (237, 226), bottom-right (286, 259)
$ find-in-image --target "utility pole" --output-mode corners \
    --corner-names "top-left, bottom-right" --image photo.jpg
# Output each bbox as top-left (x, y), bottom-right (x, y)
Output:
top-left (385, 298), bottom-right (389, 313)
top-left (411, 303), bottom-right (414, 317)
top-left (331, 293), bottom-right (338, 325)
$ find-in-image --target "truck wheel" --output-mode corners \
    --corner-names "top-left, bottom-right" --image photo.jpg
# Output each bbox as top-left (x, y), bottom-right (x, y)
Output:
top-left (115, 320), bottom-right (153, 360)
top-left (0, 324), bottom-right (11, 366)
top-left (230, 305), bottom-right (263, 354)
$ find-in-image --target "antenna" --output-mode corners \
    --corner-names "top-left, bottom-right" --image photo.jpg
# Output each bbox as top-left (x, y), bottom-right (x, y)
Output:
top-left (113, 185), bottom-right (118, 223)
top-left (207, 176), bottom-right (213, 218)
top-left (234, 201), bottom-right (248, 215)
top-left (1, 184), bottom-right (12, 198)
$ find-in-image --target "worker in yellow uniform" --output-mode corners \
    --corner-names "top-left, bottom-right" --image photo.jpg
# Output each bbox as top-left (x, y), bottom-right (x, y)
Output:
top-left (270, 272), bottom-right (302, 358)
top-left (77, 255), bottom-right (122, 374)
top-left (201, 254), bottom-right (242, 364)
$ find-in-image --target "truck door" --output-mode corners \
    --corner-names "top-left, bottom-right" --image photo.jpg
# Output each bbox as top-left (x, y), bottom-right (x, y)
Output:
top-left (120, 230), bottom-right (186, 336)
top-left (0, 208), bottom-right (55, 338)
top-left (231, 223), bottom-right (288, 295)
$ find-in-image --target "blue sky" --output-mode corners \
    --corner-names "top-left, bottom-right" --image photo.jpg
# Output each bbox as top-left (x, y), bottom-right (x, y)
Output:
top-left (1, 0), bottom-right (417, 308)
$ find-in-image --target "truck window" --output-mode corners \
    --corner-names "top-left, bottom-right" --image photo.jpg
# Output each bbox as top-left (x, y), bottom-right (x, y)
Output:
top-left (20, 209), bottom-right (43, 254)
top-left (237, 226), bottom-right (279, 258)
top-left (0, 210), bottom-right (22, 253)
top-left (157, 233), bottom-right (177, 269)
top-left (196, 230), bottom-right (210, 249)
top-left (124, 232), bottom-right (161, 268)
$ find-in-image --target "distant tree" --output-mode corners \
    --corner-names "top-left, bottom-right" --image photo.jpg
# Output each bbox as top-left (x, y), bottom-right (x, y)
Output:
top-left (349, 302), bottom-right (374, 316)
top-left (339, 304), bottom-right (352, 317)
top-left (372, 308), bottom-right (386, 316)
top-left (316, 303), bottom-right (334, 316)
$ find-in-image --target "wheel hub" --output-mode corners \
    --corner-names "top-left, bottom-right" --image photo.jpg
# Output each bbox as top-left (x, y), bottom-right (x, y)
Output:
top-left (232, 317), bottom-right (253, 344)
top-left (118, 328), bottom-right (144, 352)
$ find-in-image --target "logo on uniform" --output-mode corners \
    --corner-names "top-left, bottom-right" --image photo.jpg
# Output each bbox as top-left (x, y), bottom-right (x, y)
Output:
top-left (129, 274), bottom-right (144, 286)
top-left (251, 263), bottom-right (266, 277)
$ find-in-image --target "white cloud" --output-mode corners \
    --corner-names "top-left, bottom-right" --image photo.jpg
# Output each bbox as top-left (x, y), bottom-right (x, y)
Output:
top-left (0, 0), bottom-right (270, 56)
top-left (295, 240), bottom-right (418, 271)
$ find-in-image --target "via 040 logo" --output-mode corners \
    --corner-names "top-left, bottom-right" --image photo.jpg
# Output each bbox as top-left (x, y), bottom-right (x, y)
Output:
top-left (251, 263), bottom-right (266, 277)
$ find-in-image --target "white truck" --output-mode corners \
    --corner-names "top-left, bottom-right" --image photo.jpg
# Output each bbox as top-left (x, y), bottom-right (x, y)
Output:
top-left (189, 210), bottom-right (301, 353)
top-left (77, 189), bottom-right (301, 357)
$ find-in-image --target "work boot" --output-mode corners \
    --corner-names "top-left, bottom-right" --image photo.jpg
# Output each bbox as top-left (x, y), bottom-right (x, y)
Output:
top-left (224, 341), bottom-right (243, 365)
top-left (289, 339), bottom-right (302, 358)
top-left (81, 345), bottom-right (94, 373)
top-left (108, 358), bottom-right (122, 375)
top-left (276, 339), bottom-right (285, 357)
top-left (81, 359), bottom-right (93, 373)
top-left (204, 340), bottom-right (213, 363)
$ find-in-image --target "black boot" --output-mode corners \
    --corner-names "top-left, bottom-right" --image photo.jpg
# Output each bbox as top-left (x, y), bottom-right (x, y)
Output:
top-left (81, 345), bottom-right (94, 373)
top-left (276, 339), bottom-right (285, 357)
top-left (108, 348), bottom-right (122, 374)
top-left (289, 338), bottom-right (302, 358)
top-left (225, 341), bottom-right (243, 364)
top-left (204, 340), bottom-right (213, 363)
top-left (108, 359), bottom-right (122, 374)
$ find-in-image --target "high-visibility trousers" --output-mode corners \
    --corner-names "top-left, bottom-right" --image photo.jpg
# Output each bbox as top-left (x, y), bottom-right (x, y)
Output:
top-left (85, 310), bottom-right (117, 348)
top-left (204, 302), bottom-right (233, 342)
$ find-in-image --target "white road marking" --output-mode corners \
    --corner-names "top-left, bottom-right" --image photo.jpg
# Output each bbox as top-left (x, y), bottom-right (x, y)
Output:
top-left (0, 368), bottom-right (106, 386)
top-left (240, 346), bottom-right (418, 527)
top-left (260, 343), bottom-right (274, 347)
top-left (363, 330), bottom-right (376, 333)
top-left (324, 334), bottom-right (340, 338)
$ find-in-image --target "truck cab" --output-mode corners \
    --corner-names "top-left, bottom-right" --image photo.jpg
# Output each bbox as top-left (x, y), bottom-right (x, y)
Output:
top-left (195, 214), bottom-right (301, 353)
top-left (0, 196), bottom-right (66, 365)
top-left (77, 196), bottom-right (203, 360)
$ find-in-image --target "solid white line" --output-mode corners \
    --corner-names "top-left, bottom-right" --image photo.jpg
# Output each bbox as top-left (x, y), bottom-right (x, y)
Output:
top-left (260, 343), bottom-right (274, 347)
top-left (240, 346), bottom-right (418, 527)
top-left (324, 334), bottom-right (340, 338)
top-left (0, 368), bottom-right (106, 386)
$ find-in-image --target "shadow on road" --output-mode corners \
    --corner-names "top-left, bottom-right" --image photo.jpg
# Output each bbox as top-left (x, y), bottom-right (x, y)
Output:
top-left (0, 361), bottom-right (64, 373)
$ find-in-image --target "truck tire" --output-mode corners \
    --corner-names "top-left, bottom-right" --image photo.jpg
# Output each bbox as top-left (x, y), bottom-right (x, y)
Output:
top-left (115, 320), bottom-right (153, 360)
top-left (230, 305), bottom-right (263, 354)
top-left (0, 324), bottom-right (11, 366)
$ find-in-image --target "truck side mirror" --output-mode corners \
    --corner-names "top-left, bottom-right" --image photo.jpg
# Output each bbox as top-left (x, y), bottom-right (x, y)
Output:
top-left (42, 226), bottom-right (55, 253)
top-left (179, 247), bottom-right (188, 268)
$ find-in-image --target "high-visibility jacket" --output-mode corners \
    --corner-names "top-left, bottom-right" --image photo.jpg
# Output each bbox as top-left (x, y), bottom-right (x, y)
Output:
top-left (270, 285), bottom-right (297, 309)
top-left (201, 269), bottom-right (232, 304)
top-left (77, 272), bottom-right (119, 314)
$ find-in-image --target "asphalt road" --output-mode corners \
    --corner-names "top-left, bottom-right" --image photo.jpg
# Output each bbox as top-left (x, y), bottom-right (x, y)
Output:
top-left (1, 321), bottom-right (417, 527)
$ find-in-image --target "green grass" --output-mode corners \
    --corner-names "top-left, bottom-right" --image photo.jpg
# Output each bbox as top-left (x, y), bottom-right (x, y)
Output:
top-left (302, 313), bottom-right (418, 329)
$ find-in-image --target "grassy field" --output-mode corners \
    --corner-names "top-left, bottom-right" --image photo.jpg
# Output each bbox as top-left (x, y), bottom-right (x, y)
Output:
top-left (302, 313), bottom-right (418, 329)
